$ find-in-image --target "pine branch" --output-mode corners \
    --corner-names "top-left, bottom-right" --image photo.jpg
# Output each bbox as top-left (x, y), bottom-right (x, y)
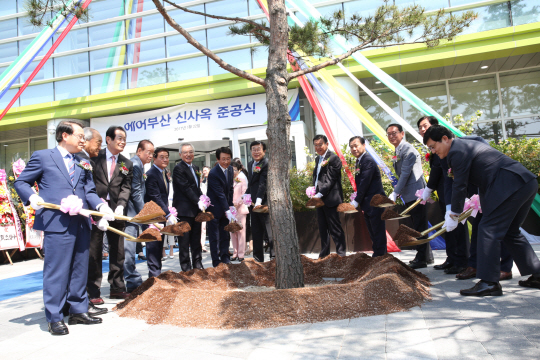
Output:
top-left (153, 0), bottom-right (266, 87)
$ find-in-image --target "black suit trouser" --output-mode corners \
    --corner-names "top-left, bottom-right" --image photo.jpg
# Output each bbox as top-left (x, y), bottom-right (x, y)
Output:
top-left (406, 201), bottom-right (434, 263)
top-left (363, 206), bottom-right (387, 257)
top-left (88, 221), bottom-right (126, 298)
top-left (317, 205), bottom-right (346, 258)
top-left (468, 213), bottom-right (513, 272)
top-left (177, 216), bottom-right (203, 271)
top-left (146, 232), bottom-right (164, 278)
top-left (435, 187), bottom-right (468, 267)
top-left (251, 211), bottom-right (274, 262)
top-left (476, 179), bottom-right (539, 282)
top-left (207, 215), bottom-right (231, 267)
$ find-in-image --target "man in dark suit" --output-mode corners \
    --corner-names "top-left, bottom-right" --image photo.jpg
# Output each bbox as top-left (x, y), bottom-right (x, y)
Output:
top-left (348, 136), bottom-right (386, 257)
top-left (15, 121), bottom-right (111, 335)
top-left (172, 143), bottom-right (204, 271)
top-left (145, 148), bottom-right (176, 277)
top-left (418, 117), bottom-right (468, 274)
top-left (124, 140), bottom-right (154, 292)
top-left (245, 141), bottom-right (273, 262)
top-left (206, 147), bottom-right (236, 267)
top-left (311, 134), bottom-right (346, 258)
top-left (80, 127), bottom-right (102, 162)
top-left (88, 126), bottom-right (133, 304)
top-left (424, 125), bottom-right (540, 296)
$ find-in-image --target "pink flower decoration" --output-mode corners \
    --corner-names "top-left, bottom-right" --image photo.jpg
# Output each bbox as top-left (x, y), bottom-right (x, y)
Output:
top-left (242, 194), bottom-right (252, 206)
top-left (0, 170), bottom-right (6, 184)
top-left (350, 192), bottom-right (357, 202)
top-left (12, 159), bottom-right (26, 176)
top-left (415, 189), bottom-right (435, 205)
top-left (200, 195), bottom-right (212, 208)
top-left (462, 194), bottom-right (482, 223)
top-left (168, 206), bottom-right (178, 218)
top-left (306, 186), bottom-right (316, 198)
top-left (229, 206), bottom-right (238, 217)
top-left (59, 195), bottom-right (83, 216)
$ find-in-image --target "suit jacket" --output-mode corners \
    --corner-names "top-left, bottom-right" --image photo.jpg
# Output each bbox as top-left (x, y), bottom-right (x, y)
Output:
top-left (91, 149), bottom-right (133, 213)
top-left (426, 153), bottom-right (443, 192)
top-left (144, 165), bottom-right (170, 217)
top-left (172, 161), bottom-right (202, 218)
top-left (127, 155), bottom-right (145, 218)
top-left (14, 148), bottom-right (102, 232)
top-left (353, 152), bottom-right (385, 212)
top-left (246, 157), bottom-right (269, 205)
top-left (207, 164), bottom-right (234, 218)
top-left (447, 136), bottom-right (536, 216)
top-left (311, 150), bottom-right (343, 207)
top-left (393, 140), bottom-right (426, 203)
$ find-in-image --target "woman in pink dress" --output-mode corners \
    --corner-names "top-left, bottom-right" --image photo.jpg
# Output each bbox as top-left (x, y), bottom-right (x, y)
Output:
top-left (231, 160), bottom-right (249, 261)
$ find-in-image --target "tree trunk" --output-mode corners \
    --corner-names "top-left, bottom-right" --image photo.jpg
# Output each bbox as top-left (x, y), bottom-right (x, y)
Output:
top-left (266, 0), bottom-right (304, 289)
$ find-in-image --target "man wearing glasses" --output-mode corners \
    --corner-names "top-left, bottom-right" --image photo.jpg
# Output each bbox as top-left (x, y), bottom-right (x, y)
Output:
top-left (386, 124), bottom-right (433, 269)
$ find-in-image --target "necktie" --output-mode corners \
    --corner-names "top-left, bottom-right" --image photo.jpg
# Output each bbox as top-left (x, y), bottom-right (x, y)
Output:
top-left (67, 154), bottom-right (75, 184)
top-left (252, 161), bottom-right (258, 173)
top-left (162, 170), bottom-right (168, 188)
top-left (224, 168), bottom-right (228, 183)
top-left (316, 156), bottom-right (323, 185)
top-left (189, 165), bottom-right (198, 185)
top-left (110, 155), bottom-right (116, 179)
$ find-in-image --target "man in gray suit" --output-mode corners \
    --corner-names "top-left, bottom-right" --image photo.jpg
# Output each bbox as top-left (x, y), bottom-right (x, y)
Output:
top-left (124, 140), bottom-right (154, 292)
top-left (387, 124), bottom-right (433, 269)
top-left (424, 125), bottom-right (540, 296)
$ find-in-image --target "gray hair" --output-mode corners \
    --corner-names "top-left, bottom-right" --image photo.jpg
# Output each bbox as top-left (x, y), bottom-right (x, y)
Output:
top-left (180, 143), bottom-right (195, 153)
top-left (83, 127), bottom-right (98, 141)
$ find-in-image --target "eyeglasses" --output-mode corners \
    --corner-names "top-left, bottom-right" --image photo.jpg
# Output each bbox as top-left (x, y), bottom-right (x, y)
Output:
top-left (386, 131), bottom-right (400, 137)
top-left (70, 133), bottom-right (86, 141)
top-left (182, 151), bottom-right (195, 155)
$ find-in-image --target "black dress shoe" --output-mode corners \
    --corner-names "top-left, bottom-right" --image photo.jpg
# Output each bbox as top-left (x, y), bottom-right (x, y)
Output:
top-left (231, 257), bottom-right (238, 262)
top-left (88, 302), bottom-right (108, 317)
top-left (444, 266), bottom-right (466, 275)
top-left (238, 258), bottom-right (244, 262)
top-left (194, 263), bottom-right (204, 270)
top-left (137, 255), bottom-right (147, 260)
top-left (409, 259), bottom-right (427, 269)
top-left (518, 275), bottom-right (540, 289)
top-left (460, 280), bottom-right (503, 297)
top-left (48, 320), bottom-right (69, 335)
top-left (434, 259), bottom-right (453, 270)
top-left (68, 312), bottom-right (103, 325)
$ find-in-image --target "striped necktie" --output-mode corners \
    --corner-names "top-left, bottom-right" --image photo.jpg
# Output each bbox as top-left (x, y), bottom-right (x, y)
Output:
top-left (67, 154), bottom-right (75, 184)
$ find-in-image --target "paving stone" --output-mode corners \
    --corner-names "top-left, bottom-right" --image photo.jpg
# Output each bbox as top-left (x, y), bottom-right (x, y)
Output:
top-left (431, 338), bottom-right (490, 359)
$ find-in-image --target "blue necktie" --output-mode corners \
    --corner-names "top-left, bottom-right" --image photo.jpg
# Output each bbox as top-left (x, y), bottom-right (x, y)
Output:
top-left (67, 154), bottom-right (75, 184)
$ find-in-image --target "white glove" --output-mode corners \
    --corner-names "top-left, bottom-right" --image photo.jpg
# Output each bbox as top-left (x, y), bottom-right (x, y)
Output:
top-left (97, 218), bottom-right (109, 231)
top-left (114, 205), bottom-right (124, 216)
top-left (198, 200), bottom-right (206, 212)
top-left (350, 200), bottom-right (359, 208)
top-left (444, 210), bottom-right (460, 232)
top-left (97, 203), bottom-right (115, 221)
top-left (29, 194), bottom-right (44, 210)
top-left (166, 215), bottom-right (177, 226)
top-left (422, 188), bottom-right (433, 202)
top-left (314, 193), bottom-right (323, 199)
top-left (225, 210), bottom-right (237, 222)
top-left (388, 192), bottom-right (397, 202)
top-left (255, 198), bottom-right (262, 207)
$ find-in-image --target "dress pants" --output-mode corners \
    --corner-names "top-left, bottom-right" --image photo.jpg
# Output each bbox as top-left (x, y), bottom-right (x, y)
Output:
top-left (477, 178), bottom-right (539, 282)
top-left (146, 233), bottom-right (164, 278)
top-left (363, 206), bottom-right (387, 257)
top-left (88, 220), bottom-right (126, 298)
top-left (43, 217), bottom-right (90, 323)
top-left (231, 212), bottom-right (247, 258)
top-left (407, 200), bottom-right (434, 263)
top-left (317, 205), bottom-right (346, 258)
top-left (468, 213), bottom-right (513, 272)
top-left (123, 223), bottom-right (143, 291)
top-left (435, 186), bottom-right (468, 267)
top-left (177, 216), bottom-right (203, 271)
top-left (207, 215), bottom-right (231, 267)
top-left (251, 210), bottom-right (274, 262)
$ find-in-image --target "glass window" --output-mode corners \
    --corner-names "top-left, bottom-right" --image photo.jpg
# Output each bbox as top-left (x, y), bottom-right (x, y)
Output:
top-left (166, 30), bottom-right (206, 58)
top-left (91, 71), bottom-right (128, 95)
top-left (20, 59), bottom-right (54, 82)
top-left (205, 0), bottom-right (248, 25)
top-left (0, 87), bottom-right (19, 109)
top-left (54, 53), bottom-right (89, 78)
top-left (89, 21), bottom-right (126, 46)
top-left (395, 0), bottom-right (450, 12)
top-left (55, 77), bottom-right (90, 100)
top-left (19, 38), bottom-right (53, 57)
top-left (297, 3), bottom-right (343, 23)
top-left (90, 45), bottom-right (128, 71)
top-left (360, 89), bottom-right (401, 132)
top-left (88, 0), bottom-right (125, 22)
top-left (127, 13), bottom-right (164, 39)
top-left (20, 83), bottom-right (54, 107)
top-left (0, 0), bottom-right (17, 17)
top-left (31, 138), bottom-right (48, 153)
top-left (165, 4), bottom-right (206, 31)
top-left (505, 118), bottom-right (540, 139)
top-left (19, 12), bottom-right (51, 36)
top-left (128, 0), bottom-right (158, 13)
top-left (402, 83), bottom-right (449, 127)
top-left (207, 25), bottom-right (250, 50)
top-left (450, 76), bottom-right (500, 120)
top-left (500, 69), bottom-right (540, 117)
top-left (344, 0), bottom-right (383, 18)
top-left (0, 19), bottom-right (18, 40)
top-left (472, 121), bottom-right (503, 143)
top-left (127, 38), bottom-right (165, 64)
top-left (128, 63), bottom-right (167, 88)
top-left (1, 140), bottom-right (28, 170)
top-left (511, 0), bottom-right (540, 26)
top-left (208, 48), bottom-right (251, 76)
top-left (54, 28), bottom-right (88, 53)
top-left (0, 42), bottom-right (19, 63)
top-left (167, 57), bottom-right (208, 82)
top-left (252, 46), bottom-right (269, 69)
top-left (248, 0), bottom-right (264, 16)
top-left (453, 4), bottom-right (511, 35)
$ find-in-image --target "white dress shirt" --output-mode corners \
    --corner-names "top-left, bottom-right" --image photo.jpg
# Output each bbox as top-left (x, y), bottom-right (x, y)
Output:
top-left (184, 161), bottom-right (198, 186)
top-left (57, 145), bottom-right (74, 174)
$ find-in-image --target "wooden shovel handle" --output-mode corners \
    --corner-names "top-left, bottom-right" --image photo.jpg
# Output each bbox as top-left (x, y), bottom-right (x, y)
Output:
top-left (106, 226), bottom-right (137, 241)
top-left (38, 202), bottom-right (132, 222)
top-left (400, 198), bottom-right (422, 216)
top-left (420, 220), bottom-right (446, 237)
top-left (427, 209), bottom-right (474, 240)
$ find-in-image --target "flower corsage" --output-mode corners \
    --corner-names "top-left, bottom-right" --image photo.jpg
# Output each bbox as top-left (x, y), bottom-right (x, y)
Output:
top-left (77, 160), bottom-right (93, 172)
top-left (447, 168), bottom-right (454, 178)
top-left (321, 159), bottom-right (329, 167)
top-left (253, 166), bottom-right (261, 173)
top-left (119, 162), bottom-right (129, 175)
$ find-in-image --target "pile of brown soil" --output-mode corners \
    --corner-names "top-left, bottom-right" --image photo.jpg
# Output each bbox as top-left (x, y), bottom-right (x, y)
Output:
top-left (133, 201), bottom-right (166, 222)
top-left (195, 212), bottom-right (214, 222)
top-left (224, 222), bottom-right (243, 233)
top-left (115, 253), bottom-right (431, 329)
top-left (381, 208), bottom-right (401, 220)
top-left (337, 203), bottom-right (357, 213)
top-left (370, 194), bottom-right (395, 207)
top-left (396, 224), bottom-right (422, 238)
top-left (253, 205), bottom-right (269, 213)
top-left (137, 228), bottom-right (162, 242)
top-left (306, 198), bottom-right (325, 208)
top-left (161, 222), bottom-right (191, 236)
